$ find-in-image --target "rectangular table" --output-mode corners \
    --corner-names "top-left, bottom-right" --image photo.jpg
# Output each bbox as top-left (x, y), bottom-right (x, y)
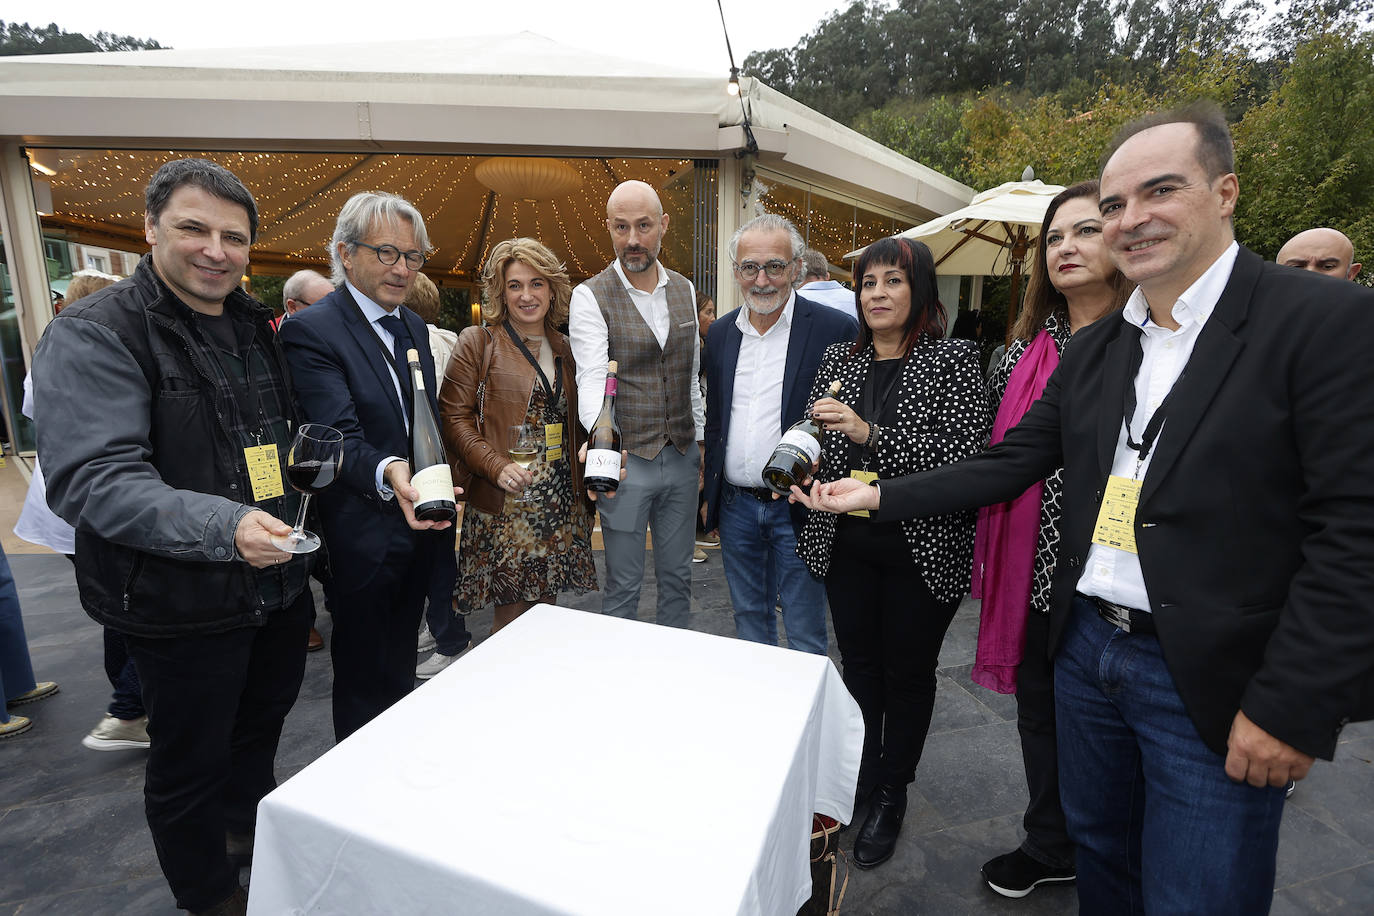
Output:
top-left (250, 605), bottom-right (862, 916)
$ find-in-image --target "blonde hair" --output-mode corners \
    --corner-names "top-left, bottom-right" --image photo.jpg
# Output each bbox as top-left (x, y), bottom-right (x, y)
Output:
top-left (404, 272), bottom-right (441, 323)
top-left (480, 238), bottom-right (572, 330)
top-left (65, 271), bottom-right (119, 304)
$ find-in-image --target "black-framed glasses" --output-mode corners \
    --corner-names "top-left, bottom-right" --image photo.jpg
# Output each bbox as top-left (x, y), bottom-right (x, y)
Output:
top-left (734, 259), bottom-right (793, 280)
top-left (353, 241), bottom-right (426, 270)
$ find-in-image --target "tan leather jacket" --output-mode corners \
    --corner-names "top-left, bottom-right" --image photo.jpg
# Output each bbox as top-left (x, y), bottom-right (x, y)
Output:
top-left (439, 323), bottom-right (586, 516)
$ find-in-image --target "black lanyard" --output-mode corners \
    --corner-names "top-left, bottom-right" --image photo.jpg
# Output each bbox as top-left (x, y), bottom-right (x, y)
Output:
top-left (1121, 326), bottom-right (1183, 474)
top-left (503, 321), bottom-right (562, 403)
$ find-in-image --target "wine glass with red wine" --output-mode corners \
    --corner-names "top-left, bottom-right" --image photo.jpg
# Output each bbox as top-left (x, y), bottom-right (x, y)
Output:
top-left (270, 423), bottom-right (344, 554)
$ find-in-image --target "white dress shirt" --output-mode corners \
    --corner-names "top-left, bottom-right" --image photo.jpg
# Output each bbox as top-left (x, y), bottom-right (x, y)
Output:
top-left (568, 259), bottom-right (705, 437)
top-left (1076, 241), bottom-right (1240, 611)
top-left (725, 294), bottom-right (796, 487)
top-left (800, 280), bottom-right (859, 322)
top-left (346, 280), bottom-right (410, 498)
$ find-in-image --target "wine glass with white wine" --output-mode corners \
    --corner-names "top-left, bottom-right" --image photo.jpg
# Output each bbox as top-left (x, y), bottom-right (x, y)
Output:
top-left (507, 424), bottom-right (542, 505)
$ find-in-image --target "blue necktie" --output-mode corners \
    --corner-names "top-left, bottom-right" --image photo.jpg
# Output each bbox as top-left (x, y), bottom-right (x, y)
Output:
top-left (377, 313), bottom-right (412, 421)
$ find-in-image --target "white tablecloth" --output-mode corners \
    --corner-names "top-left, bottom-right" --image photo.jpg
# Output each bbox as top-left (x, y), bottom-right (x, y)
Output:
top-left (249, 605), bottom-right (862, 916)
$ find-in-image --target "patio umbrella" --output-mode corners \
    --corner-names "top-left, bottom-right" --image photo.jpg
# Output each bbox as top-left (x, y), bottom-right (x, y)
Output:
top-left (846, 179), bottom-right (1066, 343)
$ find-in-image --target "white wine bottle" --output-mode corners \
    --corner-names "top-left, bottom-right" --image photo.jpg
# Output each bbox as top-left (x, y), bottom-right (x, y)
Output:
top-left (762, 379), bottom-right (842, 495)
top-left (585, 360), bottom-right (622, 493)
top-left (405, 348), bottom-right (457, 522)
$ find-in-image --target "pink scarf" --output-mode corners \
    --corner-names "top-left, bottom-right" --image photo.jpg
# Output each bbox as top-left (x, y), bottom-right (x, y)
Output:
top-left (970, 329), bottom-right (1060, 694)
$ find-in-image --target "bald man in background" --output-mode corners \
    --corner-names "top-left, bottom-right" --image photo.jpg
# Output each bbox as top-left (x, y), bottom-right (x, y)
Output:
top-left (1276, 228), bottom-right (1362, 281)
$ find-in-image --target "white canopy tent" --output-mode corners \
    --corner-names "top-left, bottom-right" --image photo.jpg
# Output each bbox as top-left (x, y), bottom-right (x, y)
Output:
top-left (0, 32), bottom-right (974, 451)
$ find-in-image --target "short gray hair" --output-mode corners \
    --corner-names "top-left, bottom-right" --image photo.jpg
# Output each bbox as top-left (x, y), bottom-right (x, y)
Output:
top-left (728, 213), bottom-right (805, 264)
top-left (801, 248), bottom-right (830, 280)
top-left (282, 269), bottom-right (331, 303)
top-left (329, 192), bottom-right (432, 286)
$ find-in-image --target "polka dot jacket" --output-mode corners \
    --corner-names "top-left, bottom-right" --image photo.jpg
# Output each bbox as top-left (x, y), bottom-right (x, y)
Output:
top-left (796, 336), bottom-right (991, 604)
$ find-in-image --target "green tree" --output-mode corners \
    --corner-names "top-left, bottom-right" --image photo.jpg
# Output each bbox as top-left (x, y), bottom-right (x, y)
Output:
top-left (1233, 30), bottom-right (1374, 275)
top-left (0, 21), bottom-right (164, 55)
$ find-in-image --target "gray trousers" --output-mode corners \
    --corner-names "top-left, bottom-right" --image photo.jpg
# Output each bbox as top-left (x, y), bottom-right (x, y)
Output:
top-left (596, 443), bottom-right (699, 628)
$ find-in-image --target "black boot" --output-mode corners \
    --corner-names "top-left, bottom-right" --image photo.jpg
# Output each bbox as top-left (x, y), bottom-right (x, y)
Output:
top-left (852, 783), bottom-right (907, 868)
top-left (840, 770), bottom-right (878, 834)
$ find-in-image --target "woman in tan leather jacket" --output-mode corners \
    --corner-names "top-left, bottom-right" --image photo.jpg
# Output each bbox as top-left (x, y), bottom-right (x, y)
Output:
top-left (439, 238), bottom-right (597, 633)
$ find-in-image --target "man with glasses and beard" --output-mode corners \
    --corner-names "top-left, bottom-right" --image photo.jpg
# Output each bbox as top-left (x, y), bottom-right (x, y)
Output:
top-left (701, 214), bottom-right (855, 654)
top-left (568, 180), bottom-right (704, 628)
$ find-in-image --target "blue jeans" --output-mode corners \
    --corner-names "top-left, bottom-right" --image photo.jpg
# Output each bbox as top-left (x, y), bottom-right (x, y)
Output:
top-left (718, 484), bottom-right (828, 655)
top-left (1055, 596), bottom-right (1286, 915)
top-left (0, 545), bottom-right (38, 723)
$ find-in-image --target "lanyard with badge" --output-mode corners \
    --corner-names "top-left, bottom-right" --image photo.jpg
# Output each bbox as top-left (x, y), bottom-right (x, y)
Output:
top-left (503, 321), bottom-right (565, 462)
top-left (1090, 331), bottom-right (1183, 554)
top-left (203, 326), bottom-right (286, 503)
top-left (846, 355), bottom-right (906, 516)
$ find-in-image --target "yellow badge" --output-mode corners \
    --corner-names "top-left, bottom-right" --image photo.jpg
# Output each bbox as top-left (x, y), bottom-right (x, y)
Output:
top-left (847, 469), bottom-right (878, 517)
top-left (545, 423), bottom-right (564, 463)
top-left (1091, 475), bottom-right (1141, 554)
top-left (244, 444), bottom-right (285, 502)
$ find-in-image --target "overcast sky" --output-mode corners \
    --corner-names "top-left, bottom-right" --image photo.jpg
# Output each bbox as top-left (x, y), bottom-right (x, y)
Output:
top-left (31, 0), bottom-right (848, 76)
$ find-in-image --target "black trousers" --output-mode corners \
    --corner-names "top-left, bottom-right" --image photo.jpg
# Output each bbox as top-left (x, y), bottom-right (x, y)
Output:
top-left (126, 590), bottom-right (311, 912)
top-left (325, 529), bottom-right (433, 740)
top-left (825, 518), bottom-right (960, 788)
top-left (1016, 608), bottom-right (1074, 868)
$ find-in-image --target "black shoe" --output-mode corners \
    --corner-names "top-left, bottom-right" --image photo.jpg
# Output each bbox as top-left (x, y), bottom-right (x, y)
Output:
top-left (839, 776), bottom-right (878, 834)
top-left (852, 783), bottom-right (906, 868)
top-left (982, 847), bottom-right (1076, 898)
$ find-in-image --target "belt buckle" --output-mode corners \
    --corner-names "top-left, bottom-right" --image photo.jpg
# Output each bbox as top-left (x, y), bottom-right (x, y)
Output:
top-left (1099, 598), bottom-right (1131, 633)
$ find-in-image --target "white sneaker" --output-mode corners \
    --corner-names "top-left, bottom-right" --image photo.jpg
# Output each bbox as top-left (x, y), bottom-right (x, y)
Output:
top-left (416, 649), bottom-right (466, 680)
top-left (82, 714), bottom-right (150, 751)
top-left (417, 622), bottom-right (437, 654)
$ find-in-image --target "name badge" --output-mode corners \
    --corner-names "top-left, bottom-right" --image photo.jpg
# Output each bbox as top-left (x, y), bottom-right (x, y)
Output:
top-left (244, 444), bottom-right (285, 502)
top-left (847, 469), bottom-right (878, 517)
top-left (1091, 475), bottom-right (1141, 554)
top-left (545, 423), bottom-right (564, 463)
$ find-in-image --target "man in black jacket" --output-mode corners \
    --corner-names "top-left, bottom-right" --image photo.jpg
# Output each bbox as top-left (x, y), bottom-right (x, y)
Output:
top-left (793, 103), bottom-right (1374, 913)
top-left (34, 159), bottom-right (309, 916)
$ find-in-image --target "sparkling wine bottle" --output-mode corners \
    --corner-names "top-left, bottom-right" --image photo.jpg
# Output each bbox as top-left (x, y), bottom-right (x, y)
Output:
top-left (585, 360), bottom-right (622, 493)
top-left (762, 380), bottom-right (842, 495)
top-left (406, 348), bottom-right (457, 522)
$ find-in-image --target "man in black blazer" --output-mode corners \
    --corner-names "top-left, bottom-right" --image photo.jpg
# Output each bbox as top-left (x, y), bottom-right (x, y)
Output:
top-left (702, 214), bottom-right (857, 654)
top-left (279, 192), bottom-right (456, 741)
top-left (794, 103), bottom-right (1374, 912)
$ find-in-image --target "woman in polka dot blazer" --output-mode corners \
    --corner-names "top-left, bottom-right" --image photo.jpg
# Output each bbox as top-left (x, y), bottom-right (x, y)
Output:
top-left (800, 236), bottom-right (989, 869)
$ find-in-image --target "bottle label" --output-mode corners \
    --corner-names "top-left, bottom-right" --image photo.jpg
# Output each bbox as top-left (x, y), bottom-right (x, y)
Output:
top-left (604, 378), bottom-right (617, 397)
top-left (777, 429), bottom-right (822, 465)
top-left (412, 463), bottom-right (454, 505)
top-left (586, 448), bottom-right (622, 479)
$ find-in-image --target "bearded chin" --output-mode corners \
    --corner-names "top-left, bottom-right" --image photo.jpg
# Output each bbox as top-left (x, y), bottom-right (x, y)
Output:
top-left (746, 294), bottom-right (783, 316)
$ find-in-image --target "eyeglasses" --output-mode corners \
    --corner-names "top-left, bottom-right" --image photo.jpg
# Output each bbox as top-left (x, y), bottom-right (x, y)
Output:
top-left (353, 241), bottom-right (427, 270)
top-left (733, 259), bottom-right (793, 280)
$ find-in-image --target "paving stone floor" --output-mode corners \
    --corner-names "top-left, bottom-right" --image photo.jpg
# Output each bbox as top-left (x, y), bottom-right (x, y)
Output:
top-left (2, 549), bottom-right (1372, 914)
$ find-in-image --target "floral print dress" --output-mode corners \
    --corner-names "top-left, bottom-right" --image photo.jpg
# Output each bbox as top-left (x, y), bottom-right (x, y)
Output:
top-left (455, 382), bottom-right (597, 610)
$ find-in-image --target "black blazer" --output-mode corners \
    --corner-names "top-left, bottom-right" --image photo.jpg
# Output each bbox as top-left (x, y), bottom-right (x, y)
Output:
top-left (878, 247), bottom-right (1374, 758)
top-left (702, 294), bottom-right (857, 533)
top-left (278, 286), bottom-right (443, 590)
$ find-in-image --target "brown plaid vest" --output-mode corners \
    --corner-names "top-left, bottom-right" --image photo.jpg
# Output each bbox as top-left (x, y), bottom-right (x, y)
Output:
top-left (585, 263), bottom-right (698, 460)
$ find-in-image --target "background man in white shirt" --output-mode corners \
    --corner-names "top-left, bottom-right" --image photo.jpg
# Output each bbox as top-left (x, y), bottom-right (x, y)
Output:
top-left (569, 181), bottom-right (704, 627)
top-left (799, 248), bottom-right (859, 321)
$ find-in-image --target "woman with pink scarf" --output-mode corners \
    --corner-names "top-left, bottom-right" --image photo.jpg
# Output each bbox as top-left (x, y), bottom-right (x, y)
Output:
top-left (974, 181), bottom-right (1131, 900)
